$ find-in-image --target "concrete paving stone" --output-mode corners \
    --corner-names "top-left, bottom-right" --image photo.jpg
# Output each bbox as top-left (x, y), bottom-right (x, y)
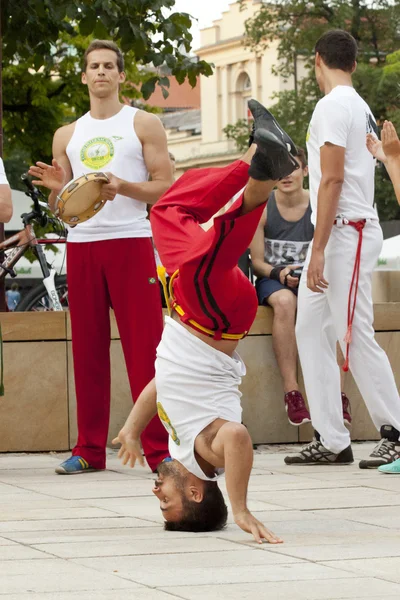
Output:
top-left (87, 495), bottom-right (287, 520)
top-left (71, 548), bottom-right (302, 571)
top-left (0, 537), bottom-right (18, 546)
top-left (31, 537), bottom-right (259, 560)
top-left (0, 483), bottom-right (32, 494)
top-left (0, 591), bottom-right (181, 600)
top-left (0, 516), bottom-right (154, 533)
top-left (269, 538), bottom-right (400, 561)
top-left (0, 544), bottom-right (52, 560)
top-left (0, 469), bottom-right (144, 484)
top-left (316, 505), bottom-right (400, 529)
top-left (18, 479), bottom-right (157, 500)
top-left (73, 558), bottom-right (358, 587)
top-left (0, 558), bottom-right (143, 594)
top-left (0, 506), bottom-right (117, 522)
top-left (255, 486), bottom-right (400, 510)
top-left (161, 577), bottom-right (400, 600)
top-left (0, 455), bottom-right (59, 469)
top-left (321, 557), bottom-right (400, 584)
top-left (222, 519), bottom-right (389, 547)
top-left (281, 464), bottom-right (369, 475)
top-left (6, 526), bottom-right (201, 545)
top-left (0, 494), bottom-right (95, 508)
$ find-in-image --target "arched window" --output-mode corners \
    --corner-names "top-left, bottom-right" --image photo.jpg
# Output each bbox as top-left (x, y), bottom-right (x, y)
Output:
top-left (236, 72), bottom-right (252, 120)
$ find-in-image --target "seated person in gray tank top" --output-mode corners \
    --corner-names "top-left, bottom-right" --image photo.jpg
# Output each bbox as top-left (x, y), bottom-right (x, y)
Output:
top-left (250, 148), bottom-right (352, 427)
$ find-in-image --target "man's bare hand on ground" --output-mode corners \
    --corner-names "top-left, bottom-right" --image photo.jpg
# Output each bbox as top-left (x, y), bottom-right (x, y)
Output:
top-left (279, 266), bottom-right (300, 289)
top-left (28, 159), bottom-right (66, 193)
top-left (112, 430), bottom-right (145, 468)
top-left (234, 510), bottom-right (283, 544)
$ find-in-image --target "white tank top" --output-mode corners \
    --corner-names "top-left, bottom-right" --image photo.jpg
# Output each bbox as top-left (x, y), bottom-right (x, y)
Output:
top-left (66, 105), bottom-right (151, 242)
top-left (155, 317), bottom-right (245, 481)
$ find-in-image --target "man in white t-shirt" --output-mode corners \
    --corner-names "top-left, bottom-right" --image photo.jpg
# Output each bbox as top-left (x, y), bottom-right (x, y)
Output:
top-left (285, 30), bottom-right (400, 468)
top-left (0, 158), bottom-right (12, 224)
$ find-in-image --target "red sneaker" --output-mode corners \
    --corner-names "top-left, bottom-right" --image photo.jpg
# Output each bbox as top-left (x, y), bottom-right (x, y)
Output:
top-left (284, 391), bottom-right (311, 426)
top-left (342, 392), bottom-right (352, 425)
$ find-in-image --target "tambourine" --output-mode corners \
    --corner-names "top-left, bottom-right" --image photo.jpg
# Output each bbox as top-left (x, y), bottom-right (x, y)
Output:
top-left (55, 172), bottom-right (109, 226)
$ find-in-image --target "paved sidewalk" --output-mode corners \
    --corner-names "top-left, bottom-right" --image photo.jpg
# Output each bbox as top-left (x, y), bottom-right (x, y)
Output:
top-left (1, 443), bottom-right (400, 599)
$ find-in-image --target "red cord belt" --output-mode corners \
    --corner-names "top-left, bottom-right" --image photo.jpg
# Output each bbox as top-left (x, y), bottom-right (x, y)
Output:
top-left (333, 218), bottom-right (366, 372)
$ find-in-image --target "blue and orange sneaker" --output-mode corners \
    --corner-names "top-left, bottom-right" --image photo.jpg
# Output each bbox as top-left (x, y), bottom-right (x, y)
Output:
top-left (55, 456), bottom-right (98, 475)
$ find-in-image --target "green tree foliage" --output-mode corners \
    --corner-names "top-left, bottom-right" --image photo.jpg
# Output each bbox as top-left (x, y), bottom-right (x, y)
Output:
top-left (1, 0), bottom-right (213, 181)
top-left (228, 0), bottom-right (400, 220)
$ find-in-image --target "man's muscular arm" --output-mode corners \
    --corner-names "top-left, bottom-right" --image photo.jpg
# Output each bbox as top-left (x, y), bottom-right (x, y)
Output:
top-left (211, 422), bottom-right (283, 544)
top-left (112, 378), bottom-right (158, 468)
top-left (0, 185), bottom-right (12, 223)
top-left (102, 111), bottom-right (173, 205)
top-left (307, 143), bottom-right (345, 293)
top-left (250, 209), bottom-right (273, 278)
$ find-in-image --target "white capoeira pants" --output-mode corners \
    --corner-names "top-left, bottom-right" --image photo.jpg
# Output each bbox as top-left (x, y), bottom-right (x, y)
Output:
top-left (296, 219), bottom-right (400, 454)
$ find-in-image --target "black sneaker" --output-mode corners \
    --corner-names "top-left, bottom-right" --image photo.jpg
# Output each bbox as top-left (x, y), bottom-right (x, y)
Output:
top-left (284, 431), bottom-right (354, 465)
top-left (248, 99), bottom-right (297, 155)
top-left (359, 425), bottom-right (400, 469)
top-left (249, 129), bottom-right (299, 182)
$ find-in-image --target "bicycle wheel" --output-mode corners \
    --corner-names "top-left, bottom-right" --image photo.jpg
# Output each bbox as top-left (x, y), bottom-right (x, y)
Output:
top-left (15, 275), bottom-right (69, 311)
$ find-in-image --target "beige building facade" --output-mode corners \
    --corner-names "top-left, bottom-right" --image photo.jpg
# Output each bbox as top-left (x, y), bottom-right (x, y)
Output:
top-left (165, 0), bottom-right (305, 175)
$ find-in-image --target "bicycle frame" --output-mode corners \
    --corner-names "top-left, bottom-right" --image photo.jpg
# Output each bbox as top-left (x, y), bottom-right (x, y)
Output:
top-left (0, 224), bottom-right (64, 311)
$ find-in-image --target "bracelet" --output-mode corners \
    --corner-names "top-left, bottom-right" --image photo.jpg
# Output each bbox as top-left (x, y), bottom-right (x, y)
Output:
top-left (269, 266), bottom-right (285, 281)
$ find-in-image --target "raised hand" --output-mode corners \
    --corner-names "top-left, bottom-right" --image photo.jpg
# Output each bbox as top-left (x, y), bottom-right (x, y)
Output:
top-left (382, 121), bottom-right (400, 160)
top-left (366, 133), bottom-right (387, 163)
top-left (28, 159), bottom-right (67, 193)
top-left (112, 430), bottom-right (145, 468)
top-left (234, 510), bottom-right (283, 544)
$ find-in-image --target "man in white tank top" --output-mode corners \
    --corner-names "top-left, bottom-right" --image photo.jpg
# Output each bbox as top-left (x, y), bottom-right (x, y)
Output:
top-left (286, 30), bottom-right (400, 469)
top-left (0, 158), bottom-right (12, 224)
top-left (29, 40), bottom-right (172, 475)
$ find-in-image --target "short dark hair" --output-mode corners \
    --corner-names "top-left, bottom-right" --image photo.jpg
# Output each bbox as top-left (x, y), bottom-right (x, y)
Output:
top-left (315, 30), bottom-right (358, 73)
top-left (294, 146), bottom-right (307, 169)
top-left (164, 482), bottom-right (228, 533)
top-left (83, 40), bottom-right (124, 73)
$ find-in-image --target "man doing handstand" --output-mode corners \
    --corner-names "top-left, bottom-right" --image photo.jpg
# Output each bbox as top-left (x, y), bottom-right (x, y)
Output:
top-left (113, 101), bottom-right (298, 543)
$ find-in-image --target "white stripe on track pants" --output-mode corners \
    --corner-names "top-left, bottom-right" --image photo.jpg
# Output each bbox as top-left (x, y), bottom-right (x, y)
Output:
top-left (296, 219), bottom-right (400, 454)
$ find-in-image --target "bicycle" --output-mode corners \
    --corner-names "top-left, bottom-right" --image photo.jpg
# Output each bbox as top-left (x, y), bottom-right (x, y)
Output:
top-left (0, 175), bottom-right (68, 311)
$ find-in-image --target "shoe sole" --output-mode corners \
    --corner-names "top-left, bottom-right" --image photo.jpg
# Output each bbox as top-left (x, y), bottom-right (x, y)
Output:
top-left (248, 100), bottom-right (297, 154)
top-left (288, 417), bottom-right (312, 427)
top-left (254, 129), bottom-right (288, 154)
top-left (285, 460), bottom-right (354, 466)
top-left (55, 467), bottom-right (99, 475)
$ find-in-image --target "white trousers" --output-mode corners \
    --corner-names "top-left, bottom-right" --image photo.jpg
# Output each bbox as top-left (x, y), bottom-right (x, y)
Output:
top-left (296, 220), bottom-right (400, 453)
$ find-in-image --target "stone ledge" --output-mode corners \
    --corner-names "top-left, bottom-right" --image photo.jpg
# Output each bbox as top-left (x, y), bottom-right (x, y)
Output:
top-left (3, 302), bottom-right (398, 342)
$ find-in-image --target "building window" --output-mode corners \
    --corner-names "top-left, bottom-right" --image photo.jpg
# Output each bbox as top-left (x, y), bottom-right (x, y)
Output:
top-left (236, 72), bottom-right (252, 120)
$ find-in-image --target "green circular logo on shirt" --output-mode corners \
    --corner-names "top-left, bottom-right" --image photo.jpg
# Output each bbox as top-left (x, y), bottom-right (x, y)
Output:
top-left (80, 137), bottom-right (114, 169)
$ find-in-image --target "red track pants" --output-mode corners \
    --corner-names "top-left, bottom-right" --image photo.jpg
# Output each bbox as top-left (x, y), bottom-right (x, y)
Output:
top-left (151, 160), bottom-right (266, 336)
top-left (67, 237), bottom-right (169, 471)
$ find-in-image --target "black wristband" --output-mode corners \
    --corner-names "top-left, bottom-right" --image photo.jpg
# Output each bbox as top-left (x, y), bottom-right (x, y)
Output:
top-left (269, 266), bottom-right (285, 281)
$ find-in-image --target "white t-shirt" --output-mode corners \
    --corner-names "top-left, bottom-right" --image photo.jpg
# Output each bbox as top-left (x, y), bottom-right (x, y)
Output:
top-left (306, 85), bottom-right (378, 224)
top-left (155, 317), bottom-right (245, 481)
top-left (0, 158), bottom-right (9, 185)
